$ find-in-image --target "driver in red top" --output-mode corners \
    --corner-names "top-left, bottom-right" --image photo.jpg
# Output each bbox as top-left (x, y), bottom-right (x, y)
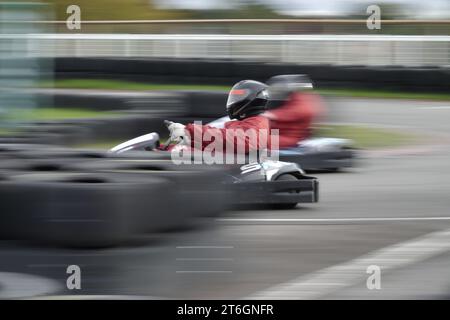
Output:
top-left (263, 75), bottom-right (325, 149)
top-left (167, 80), bottom-right (271, 155)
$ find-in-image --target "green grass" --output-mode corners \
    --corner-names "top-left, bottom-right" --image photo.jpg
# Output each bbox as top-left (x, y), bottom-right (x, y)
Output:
top-left (0, 128), bottom-right (15, 136)
top-left (8, 108), bottom-right (116, 121)
top-left (41, 79), bottom-right (230, 92)
top-left (75, 140), bottom-right (125, 150)
top-left (42, 79), bottom-right (450, 101)
top-left (316, 89), bottom-right (450, 101)
top-left (314, 124), bottom-right (414, 149)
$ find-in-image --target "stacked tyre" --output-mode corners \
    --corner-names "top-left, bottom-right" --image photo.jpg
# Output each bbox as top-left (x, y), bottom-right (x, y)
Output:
top-left (76, 158), bottom-right (230, 225)
top-left (0, 147), bottom-right (229, 248)
top-left (0, 171), bottom-right (173, 247)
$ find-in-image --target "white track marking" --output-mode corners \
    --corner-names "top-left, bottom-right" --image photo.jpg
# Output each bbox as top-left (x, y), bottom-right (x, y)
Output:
top-left (176, 271), bottom-right (232, 274)
top-left (28, 264), bottom-right (86, 268)
top-left (0, 272), bottom-right (61, 299)
top-left (417, 106), bottom-right (450, 110)
top-left (247, 227), bottom-right (450, 300)
top-left (176, 258), bottom-right (234, 261)
top-left (218, 217), bottom-right (450, 224)
top-left (28, 295), bottom-right (162, 300)
top-left (176, 246), bottom-right (234, 249)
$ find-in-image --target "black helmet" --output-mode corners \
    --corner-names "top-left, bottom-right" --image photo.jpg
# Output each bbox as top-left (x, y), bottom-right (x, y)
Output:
top-left (266, 74), bottom-right (313, 109)
top-left (226, 80), bottom-right (269, 120)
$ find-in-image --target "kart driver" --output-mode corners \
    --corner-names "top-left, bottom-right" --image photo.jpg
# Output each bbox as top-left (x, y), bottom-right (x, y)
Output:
top-left (263, 74), bottom-right (324, 149)
top-left (167, 80), bottom-right (271, 155)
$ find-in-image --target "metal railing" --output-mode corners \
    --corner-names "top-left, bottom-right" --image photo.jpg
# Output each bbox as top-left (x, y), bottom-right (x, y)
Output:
top-left (1, 33), bottom-right (449, 66)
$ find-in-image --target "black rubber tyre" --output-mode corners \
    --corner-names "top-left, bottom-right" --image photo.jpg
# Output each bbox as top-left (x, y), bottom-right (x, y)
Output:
top-left (185, 91), bottom-right (227, 118)
top-left (0, 172), bottom-right (171, 248)
top-left (0, 133), bottom-right (62, 145)
top-left (269, 174), bottom-right (299, 210)
top-left (12, 147), bottom-right (108, 160)
top-left (0, 173), bottom-right (17, 239)
top-left (76, 159), bottom-right (229, 221)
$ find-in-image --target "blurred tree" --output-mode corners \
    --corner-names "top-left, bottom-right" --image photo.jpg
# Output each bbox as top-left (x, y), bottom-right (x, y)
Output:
top-left (188, 0), bottom-right (284, 19)
top-left (39, 0), bottom-right (187, 20)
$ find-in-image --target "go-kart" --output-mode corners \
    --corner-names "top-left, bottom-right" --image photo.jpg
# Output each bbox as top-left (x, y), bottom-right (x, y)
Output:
top-left (109, 121), bottom-right (319, 209)
top-left (208, 116), bottom-right (355, 172)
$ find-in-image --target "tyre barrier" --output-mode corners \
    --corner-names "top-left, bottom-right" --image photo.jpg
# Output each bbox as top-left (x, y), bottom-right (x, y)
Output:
top-left (14, 148), bottom-right (108, 160)
top-left (1, 146), bottom-right (164, 162)
top-left (35, 89), bottom-right (185, 113)
top-left (76, 159), bottom-right (230, 221)
top-left (21, 123), bottom-right (93, 146)
top-left (30, 91), bottom-right (222, 138)
top-left (20, 115), bottom-right (171, 146)
top-left (49, 57), bottom-right (450, 93)
top-left (0, 144), bottom-right (53, 158)
top-left (0, 171), bottom-right (175, 247)
top-left (0, 133), bottom-right (63, 146)
top-left (0, 157), bottom-right (101, 172)
top-left (183, 91), bottom-right (228, 119)
top-left (0, 151), bottom-right (230, 247)
top-left (0, 146), bottom-right (109, 164)
top-left (86, 115), bottom-right (165, 141)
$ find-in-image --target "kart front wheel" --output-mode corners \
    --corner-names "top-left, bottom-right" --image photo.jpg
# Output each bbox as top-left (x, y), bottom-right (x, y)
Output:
top-left (270, 174), bottom-right (299, 210)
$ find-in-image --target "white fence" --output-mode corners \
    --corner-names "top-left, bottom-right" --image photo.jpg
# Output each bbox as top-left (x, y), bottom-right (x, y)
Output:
top-left (1, 34), bottom-right (449, 66)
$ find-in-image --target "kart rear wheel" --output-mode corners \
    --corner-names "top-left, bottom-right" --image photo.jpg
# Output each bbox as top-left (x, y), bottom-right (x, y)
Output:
top-left (270, 174), bottom-right (299, 210)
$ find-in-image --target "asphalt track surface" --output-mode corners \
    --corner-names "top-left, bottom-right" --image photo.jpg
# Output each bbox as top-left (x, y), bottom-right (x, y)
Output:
top-left (1, 97), bottom-right (450, 299)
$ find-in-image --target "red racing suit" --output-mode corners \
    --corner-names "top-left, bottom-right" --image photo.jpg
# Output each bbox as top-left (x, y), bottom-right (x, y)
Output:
top-left (185, 115), bottom-right (271, 154)
top-left (263, 92), bottom-right (324, 149)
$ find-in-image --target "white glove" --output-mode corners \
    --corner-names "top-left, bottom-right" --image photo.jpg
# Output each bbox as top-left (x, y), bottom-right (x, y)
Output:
top-left (168, 122), bottom-right (190, 145)
top-left (262, 110), bottom-right (277, 120)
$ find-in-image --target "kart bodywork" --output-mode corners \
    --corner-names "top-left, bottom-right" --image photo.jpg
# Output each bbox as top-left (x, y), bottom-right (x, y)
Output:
top-left (110, 131), bottom-right (318, 208)
top-left (208, 116), bottom-right (356, 171)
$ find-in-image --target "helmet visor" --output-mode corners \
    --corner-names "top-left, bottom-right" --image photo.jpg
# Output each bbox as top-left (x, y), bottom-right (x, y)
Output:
top-left (226, 89), bottom-right (250, 108)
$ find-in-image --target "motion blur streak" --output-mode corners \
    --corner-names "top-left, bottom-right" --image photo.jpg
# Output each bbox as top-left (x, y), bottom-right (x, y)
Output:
top-left (248, 228), bottom-right (450, 299)
top-left (0, 0), bottom-right (450, 300)
top-left (0, 272), bottom-right (61, 299)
